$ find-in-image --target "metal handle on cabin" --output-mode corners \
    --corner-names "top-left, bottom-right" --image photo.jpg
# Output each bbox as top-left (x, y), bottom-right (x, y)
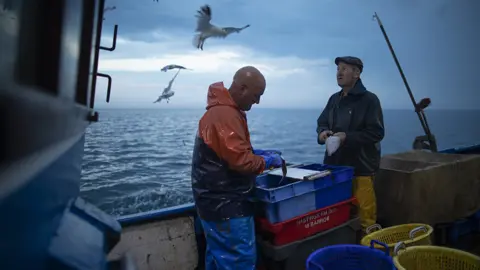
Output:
top-left (88, 17), bottom-right (118, 121)
top-left (96, 73), bottom-right (112, 102)
top-left (99, 24), bottom-right (118, 51)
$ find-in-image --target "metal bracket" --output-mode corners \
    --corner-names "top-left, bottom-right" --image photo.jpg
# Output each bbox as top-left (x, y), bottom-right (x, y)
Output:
top-left (99, 24), bottom-right (118, 51)
top-left (89, 24), bottom-right (118, 121)
top-left (96, 24), bottom-right (117, 103)
top-left (96, 73), bottom-right (112, 102)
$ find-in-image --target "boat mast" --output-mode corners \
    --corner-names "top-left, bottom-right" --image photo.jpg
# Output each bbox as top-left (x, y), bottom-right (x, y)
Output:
top-left (373, 12), bottom-right (438, 152)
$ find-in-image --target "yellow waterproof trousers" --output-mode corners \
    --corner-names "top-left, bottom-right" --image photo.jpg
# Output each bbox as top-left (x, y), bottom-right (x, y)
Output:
top-left (353, 176), bottom-right (377, 231)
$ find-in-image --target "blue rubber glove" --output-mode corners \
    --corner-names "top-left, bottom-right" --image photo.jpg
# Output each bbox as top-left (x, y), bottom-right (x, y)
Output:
top-left (261, 153), bottom-right (283, 169)
top-left (253, 149), bottom-right (282, 156)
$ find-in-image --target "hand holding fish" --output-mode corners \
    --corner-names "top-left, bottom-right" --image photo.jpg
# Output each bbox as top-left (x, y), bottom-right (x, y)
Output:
top-left (326, 136), bottom-right (341, 156)
top-left (261, 153), bottom-right (283, 169)
top-left (333, 132), bottom-right (346, 144)
top-left (319, 130), bottom-right (333, 143)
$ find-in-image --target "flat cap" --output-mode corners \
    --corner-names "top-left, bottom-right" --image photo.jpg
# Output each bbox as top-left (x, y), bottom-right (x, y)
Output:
top-left (335, 56), bottom-right (363, 73)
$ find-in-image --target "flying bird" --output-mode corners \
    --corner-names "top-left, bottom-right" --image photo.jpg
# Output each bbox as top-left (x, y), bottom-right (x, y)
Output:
top-left (153, 91), bottom-right (175, 103)
top-left (154, 69), bottom-right (182, 104)
top-left (161, 64), bottom-right (190, 72)
top-left (193, 5), bottom-right (250, 50)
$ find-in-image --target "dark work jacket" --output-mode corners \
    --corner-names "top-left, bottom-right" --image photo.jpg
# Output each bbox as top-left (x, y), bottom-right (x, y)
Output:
top-left (191, 137), bottom-right (257, 221)
top-left (316, 79), bottom-right (385, 176)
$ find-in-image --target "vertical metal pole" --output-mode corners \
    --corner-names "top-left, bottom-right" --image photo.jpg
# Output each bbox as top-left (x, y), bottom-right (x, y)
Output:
top-left (373, 12), bottom-right (437, 152)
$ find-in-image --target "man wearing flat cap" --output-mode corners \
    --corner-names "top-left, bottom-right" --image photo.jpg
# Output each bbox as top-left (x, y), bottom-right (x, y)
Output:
top-left (316, 56), bottom-right (385, 232)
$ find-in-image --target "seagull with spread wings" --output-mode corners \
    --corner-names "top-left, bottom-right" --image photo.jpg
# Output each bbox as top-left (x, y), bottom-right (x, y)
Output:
top-left (154, 69), bottom-right (182, 104)
top-left (193, 5), bottom-right (250, 50)
top-left (160, 64), bottom-right (190, 72)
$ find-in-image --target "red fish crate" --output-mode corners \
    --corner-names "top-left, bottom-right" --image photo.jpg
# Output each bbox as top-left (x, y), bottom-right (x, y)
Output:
top-left (256, 197), bottom-right (355, 246)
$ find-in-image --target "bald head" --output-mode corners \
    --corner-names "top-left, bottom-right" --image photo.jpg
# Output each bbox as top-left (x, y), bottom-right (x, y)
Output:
top-left (233, 66), bottom-right (266, 87)
top-left (229, 66), bottom-right (266, 111)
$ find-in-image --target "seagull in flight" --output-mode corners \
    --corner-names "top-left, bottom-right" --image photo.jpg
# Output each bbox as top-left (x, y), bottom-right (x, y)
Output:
top-left (193, 5), bottom-right (250, 50)
top-left (154, 69), bottom-right (181, 104)
top-left (162, 69), bottom-right (181, 94)
top-left (160, 64), bottom-right (190, 72)
top-left (153, 91), bottom-right (175, 103)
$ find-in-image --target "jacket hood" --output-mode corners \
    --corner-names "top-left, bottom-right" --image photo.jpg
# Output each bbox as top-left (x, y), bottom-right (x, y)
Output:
top-left (206, 82), bottom-right (239, 110)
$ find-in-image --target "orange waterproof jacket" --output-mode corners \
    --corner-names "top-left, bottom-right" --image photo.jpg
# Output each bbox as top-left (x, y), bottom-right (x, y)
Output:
top-left (191, 82), bottom-right (266, 221)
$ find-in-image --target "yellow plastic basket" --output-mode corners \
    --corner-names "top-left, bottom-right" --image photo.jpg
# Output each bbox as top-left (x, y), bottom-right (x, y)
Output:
top-left (393, 242), bottom-right (480, 270)
top-left (360, 223), bottom-right (433, 255)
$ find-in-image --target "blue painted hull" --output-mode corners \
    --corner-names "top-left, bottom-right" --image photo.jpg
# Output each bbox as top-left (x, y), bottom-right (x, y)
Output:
top-left (0, 135), bottom-right (85, 270)
top-left (0, 135), bottom-right (121, 270)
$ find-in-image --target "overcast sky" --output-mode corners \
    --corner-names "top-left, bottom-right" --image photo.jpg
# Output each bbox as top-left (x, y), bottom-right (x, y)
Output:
top-left (95, 0), bottom-right (479, 110)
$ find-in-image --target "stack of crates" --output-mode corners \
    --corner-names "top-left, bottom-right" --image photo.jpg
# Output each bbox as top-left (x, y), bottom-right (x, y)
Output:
top-left (254, 163), bottom-right (359, 269)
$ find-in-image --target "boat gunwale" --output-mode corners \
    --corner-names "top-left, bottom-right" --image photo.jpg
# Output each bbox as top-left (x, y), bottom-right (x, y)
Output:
top-left (117, 203), bottom-right (196, 227)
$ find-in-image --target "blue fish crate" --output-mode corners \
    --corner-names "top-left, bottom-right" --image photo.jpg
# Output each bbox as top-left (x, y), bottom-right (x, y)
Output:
top-left (306, 241), bottom-right (395, 270)
top-left (256, 164), bottom-right (354, 203)
top-left (255, 164), bottom-right (354, 224)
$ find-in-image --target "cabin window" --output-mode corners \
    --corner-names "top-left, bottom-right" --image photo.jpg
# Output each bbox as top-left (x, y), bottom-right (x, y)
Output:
top-left (14, 0), bottom-right (84, 102)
